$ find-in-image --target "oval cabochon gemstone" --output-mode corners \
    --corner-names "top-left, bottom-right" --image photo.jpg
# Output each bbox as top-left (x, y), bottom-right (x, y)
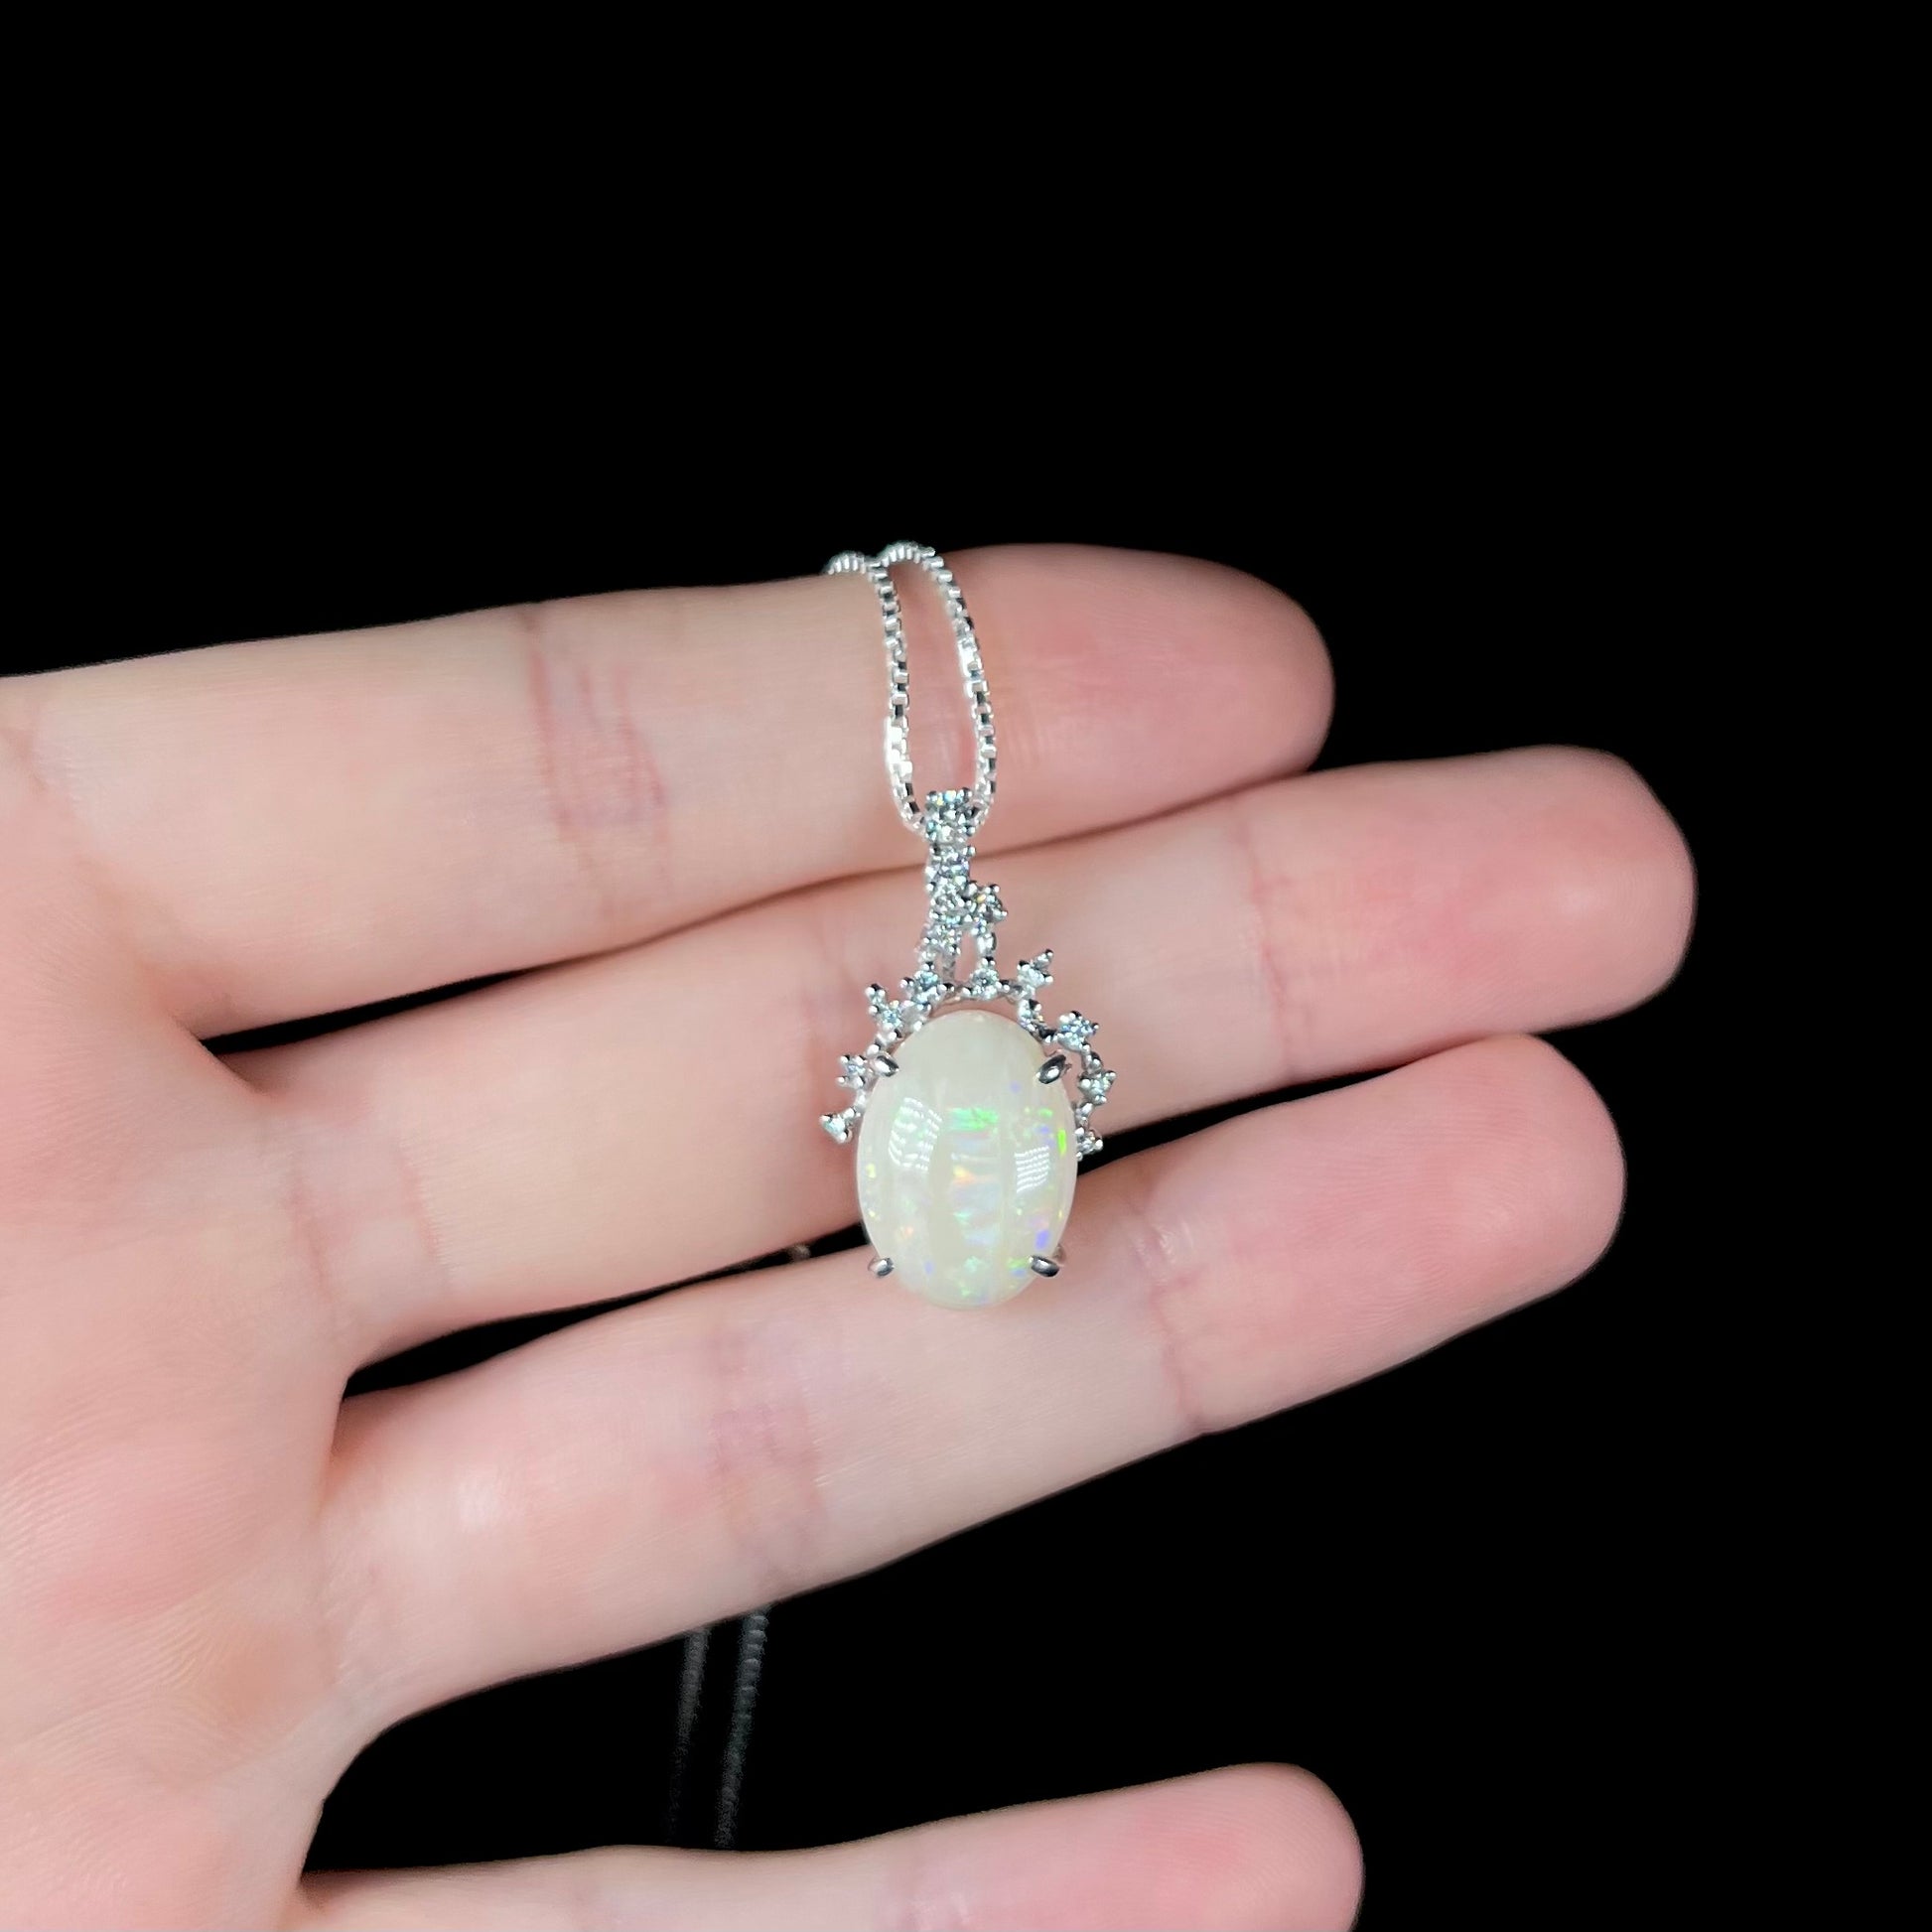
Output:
top-left (856, 1007), bottom-right (1077, 1308)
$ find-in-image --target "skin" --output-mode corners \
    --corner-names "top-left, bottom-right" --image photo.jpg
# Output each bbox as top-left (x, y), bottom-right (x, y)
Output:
top-left (0, 547), bottom-right (1694, 1930)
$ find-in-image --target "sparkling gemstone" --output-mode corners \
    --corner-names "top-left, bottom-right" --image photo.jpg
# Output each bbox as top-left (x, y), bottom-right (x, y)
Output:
top-left (963, 960), bottom-right (1005, 1000)
top-left (1054, 1012), bottom-right (1096, 1050)
top-left (926, 853), bottom-right (970, 895)
top-left (1016, 952), bottom-right (1054, 992)
top-left (921, 788), bottom-right (979, 845)
top-left (856, 1008), bottom-right (1077, 1309)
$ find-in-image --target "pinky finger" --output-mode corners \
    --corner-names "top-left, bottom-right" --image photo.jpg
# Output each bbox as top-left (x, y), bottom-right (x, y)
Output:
top-left (295, 1765), bottom-right (1362, 1932)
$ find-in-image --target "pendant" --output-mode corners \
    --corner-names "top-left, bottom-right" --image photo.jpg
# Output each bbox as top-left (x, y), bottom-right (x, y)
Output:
top-left (816, 547), bottom-right (1114, 1309)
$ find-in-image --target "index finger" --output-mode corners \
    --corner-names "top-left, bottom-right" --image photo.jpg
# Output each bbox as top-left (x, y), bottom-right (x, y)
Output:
top-left (3, 547), bottom-right (1328, 1035)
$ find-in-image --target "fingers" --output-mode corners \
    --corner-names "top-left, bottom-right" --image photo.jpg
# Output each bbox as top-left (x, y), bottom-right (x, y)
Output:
top-left (296, 1765), bottom-right (1362, 1932)
top-left (0, 703), bottom-right (270, 1341)
top-left (320, 1036), bottom-right (1622, 1724)
top-left (4, 547), bottom-right (1328, 1035)
top-left (251, 747), bottom-right (1689, 1357)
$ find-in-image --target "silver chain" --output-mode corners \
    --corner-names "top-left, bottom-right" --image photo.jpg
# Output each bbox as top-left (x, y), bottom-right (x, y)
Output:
top-left (825, 542), bottom-right (997, 836)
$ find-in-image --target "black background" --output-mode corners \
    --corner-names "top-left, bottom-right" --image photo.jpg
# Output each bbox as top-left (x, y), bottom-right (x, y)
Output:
top-left (16, 380), bottom-right (1724, 1929)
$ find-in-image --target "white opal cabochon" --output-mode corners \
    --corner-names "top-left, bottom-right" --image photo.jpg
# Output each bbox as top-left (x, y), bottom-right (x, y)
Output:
top-left (856, 1008), bottom-right (1077, 1308)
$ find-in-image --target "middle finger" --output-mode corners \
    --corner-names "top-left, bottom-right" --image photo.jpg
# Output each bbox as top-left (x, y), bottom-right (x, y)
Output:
top-left (240, 745), bottom-right (1688, 1357)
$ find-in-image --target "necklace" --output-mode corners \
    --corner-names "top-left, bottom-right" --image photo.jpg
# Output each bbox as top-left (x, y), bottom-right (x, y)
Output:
top-left (817, 542), bottom-right (1114, 1308)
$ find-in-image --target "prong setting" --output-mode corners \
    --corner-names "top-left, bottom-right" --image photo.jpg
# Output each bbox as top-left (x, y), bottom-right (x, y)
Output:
top-left (1029, 1255), bottom-right (1060, 1277)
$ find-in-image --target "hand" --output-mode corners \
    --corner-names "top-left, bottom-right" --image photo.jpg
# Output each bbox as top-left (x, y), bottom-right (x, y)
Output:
top-left (0, 548), bottom-right (1691, 1930)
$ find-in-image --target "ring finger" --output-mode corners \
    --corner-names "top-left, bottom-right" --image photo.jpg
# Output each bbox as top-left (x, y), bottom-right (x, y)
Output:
top-left (321, 1033), bottom-right (1624, 1725)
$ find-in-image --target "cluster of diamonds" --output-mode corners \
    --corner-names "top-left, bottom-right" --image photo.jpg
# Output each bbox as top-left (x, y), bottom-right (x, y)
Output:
top-left (819, 788), bottom-right (1114, 1159)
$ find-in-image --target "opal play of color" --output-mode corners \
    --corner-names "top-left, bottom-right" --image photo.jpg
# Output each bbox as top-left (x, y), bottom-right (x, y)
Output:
top-left (857, 1008), bottom-right (1077, 1308)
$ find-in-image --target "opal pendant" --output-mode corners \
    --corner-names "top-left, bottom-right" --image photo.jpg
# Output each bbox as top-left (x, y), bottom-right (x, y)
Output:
top-left (816, 545), bottom-right (1115, 1307)
top-left (819, 785), bottom-right (1113, 1307)
top-left (857, 1009), bottom-right (1077, 1308)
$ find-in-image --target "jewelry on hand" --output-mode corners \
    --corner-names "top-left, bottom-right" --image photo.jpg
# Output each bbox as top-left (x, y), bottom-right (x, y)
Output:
top-left (817, 543), bottom-right (1114, 1308)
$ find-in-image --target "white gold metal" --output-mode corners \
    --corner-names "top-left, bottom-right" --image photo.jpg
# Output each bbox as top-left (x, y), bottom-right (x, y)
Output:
top-left (817, 544), bottom-right (1119, 1293)
top-left (825, 541), bottom-right (997, 835)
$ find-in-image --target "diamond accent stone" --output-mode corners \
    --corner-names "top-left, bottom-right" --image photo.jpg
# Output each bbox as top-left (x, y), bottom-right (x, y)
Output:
top-left (1054, 1013), bottom-right (1096, 1050)
top-left (1015, 952), bottom-right (1054, 993)
top-left (1079, 1065), bottom-right (1115, 1101)
top-left (920, 788), bottom-right (980, 847)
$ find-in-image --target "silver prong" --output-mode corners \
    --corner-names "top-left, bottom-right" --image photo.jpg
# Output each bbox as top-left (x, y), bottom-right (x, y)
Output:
top-left (873, 1053), bottom-right (899, 1077)
top-left (869, 1255), bottom-right (895, 1278)
top-left (1029, 1255), bottom-right (1060, 1277)
top-left (1037, 1052), bottom-right (1069, 1084)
